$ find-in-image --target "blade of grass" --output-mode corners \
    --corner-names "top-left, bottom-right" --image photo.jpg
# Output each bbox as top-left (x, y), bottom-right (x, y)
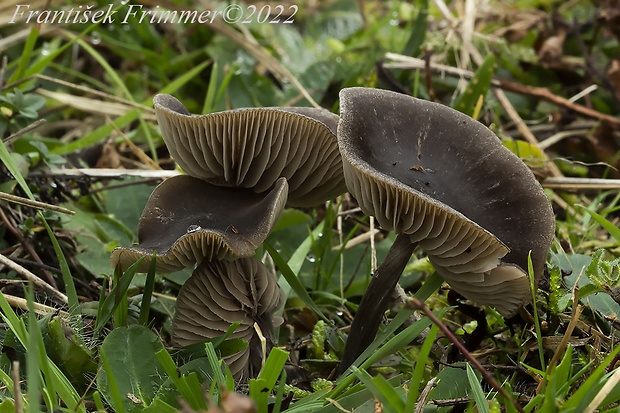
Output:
top-left (329, 311), bottom-right (436, 398)
top-left (528, 251), bottom-right (546, 371)
top-left (264, 240), bottom-right (332, 326)
top-left (70, 34), bottom-right (158, 160)
top-left (95, 259), bottom-right (144, 336)
top-left (205, 342), bottom-right (226, 391)
top-left (26, 284), bottom-right (42, 413)
top-left (155, 348), bottom-right (206, 410)
top-left (272, 369), bottom-right (287, 413)
top-left (100, 349), bottom-right (126, 413)
top-left (580, 207), bottom-right (620, 243)
top-left (0, 291), bottom-right (85, 411)
top-left (42, 219), bottom-right (81, 320)
top-left (202, 61), bottom-right (219, 114)
top-left (466, 363), bottom-right (490, 413)
top-left (158, 60), bottom-right (211, 100)
top-left (8, 27), bottom-right (39, 83)
top-left (564, 345), bottom-right (620, 409)
top-left (50, 108), bottom-right (139, 155)
top-left (405, 324), bottom-right (439, 410)
top-left (249, 348), bottom-right (289, 413)
top-left (352, 366), bottom-right (405, 413)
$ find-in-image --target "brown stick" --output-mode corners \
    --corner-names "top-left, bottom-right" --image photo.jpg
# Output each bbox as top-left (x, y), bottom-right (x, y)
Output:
top-left (0, 207), bottom-right (58, 289)
top-left (408, 297), bottom-right (525, 413)
top-left (496, 78), bottom-right (620, 128)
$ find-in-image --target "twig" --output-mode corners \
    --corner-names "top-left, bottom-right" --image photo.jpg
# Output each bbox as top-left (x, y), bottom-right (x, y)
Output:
top-left (0, 253), bottom-right (68, 304)
top-left (415, 377), bottom-right (437, 413)
top-left (408, 297), bottom-right (525, 413)
top-left (542, 177), bottom-right (620, 191)
top-left (12, 361), bottom-right (22, 413)
top-left (0, 191), bottom-right (75, 215)
top-left (2, 119), bottom-right (47, 145)
top-left (104, 114), bottom-right (161, 170)
top-left (46, 168), bottom-right (180, 179)
top-left (9, 256), bottom-right (62, 275)
top-left (0, 207), bottom-right (58, 288)
top-left (384, 53), bottom-right (620, 128)
top-left (2, 293), bottom-right (70, 320)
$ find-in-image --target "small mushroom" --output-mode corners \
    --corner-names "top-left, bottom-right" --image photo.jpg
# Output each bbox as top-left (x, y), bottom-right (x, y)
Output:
top-left (153, 94), bottom-right (346, 207)
top-left (110, 175), bottom-right (288, 380)
top-left (110, 175), bottom-right (288, 273)
top-left (336, 87), bottom-right (554, 373)
top-left (173, 256), bottom-right (285, 379)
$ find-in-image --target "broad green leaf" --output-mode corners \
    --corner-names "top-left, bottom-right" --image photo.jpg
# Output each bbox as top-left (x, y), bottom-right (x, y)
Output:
top-left (97, 325), bottom-right (168, 413)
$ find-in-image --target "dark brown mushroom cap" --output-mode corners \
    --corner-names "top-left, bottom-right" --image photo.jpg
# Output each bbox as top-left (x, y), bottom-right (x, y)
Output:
top-left (338, 87), bottom-right (555, 316)
top-left (153, 94), bottom-right (345, 207)
top-left (109, 175), bottom-right (288, 273)
top-left (172, 257), bottom-right (285, 380)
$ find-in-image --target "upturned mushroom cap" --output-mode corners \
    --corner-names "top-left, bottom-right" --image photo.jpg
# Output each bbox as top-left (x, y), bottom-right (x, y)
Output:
top-left (172, 257), bottom-right (285, 380)
top-left (153, 94), bottom-right (345, 207)
top-left (110, 175), bottom-right (288, 273)
top-left (337, 87), bottom-right (555, 316)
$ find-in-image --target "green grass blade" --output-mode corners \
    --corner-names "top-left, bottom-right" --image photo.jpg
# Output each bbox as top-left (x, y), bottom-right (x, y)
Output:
top-left (564, 345), bottom-right (620, 409)
top-left (329, 311), bottom-right (437, 397)
top-left (250, 348), bottom-right (289, 413)
top-left (8, 27), bottom-right (39, 83)
top-left (401, 0), bottom-right (428, 57)
top-left (264, 240), bottom-right (331, 325)
top-left (205, 341), bottom-right (226, 390)
top-left (406, 324), bottom-right (439, 410)
top-left (42, 218), bottom-right (81, 320)
top-left (528, 251), bottom-right (545, 371)
top-left (202, 61), bottom-right (218, 114)
top-left (157, 60), bottom-right (211, 101)
top-left (351, 366), bottom-right (405, 413)
top-left (100, 349), bottom-right (126, 413)
top-left (272, 369), bottom-right (287, 413)
top-left (580, 207), bottom-right (620, 243)
top-left (453, 53), bottom-right (496, 117)
top-left (95, 259), bottom-right (144, 336)
top-left (155, 348), bottom-right (204, 410)
top-left (26, 285), bottom-right (42, 413)
top-left (50, 108), bottom-right (140, 155)
top-left (466, 363), bottom-right (489, 413)
top-left (0, 138), bottom-right (34, 199)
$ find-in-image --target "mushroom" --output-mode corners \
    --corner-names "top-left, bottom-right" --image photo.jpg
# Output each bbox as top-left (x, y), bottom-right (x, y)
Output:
top-left (153, 94), bottom-right (346, 207)
top-left (110, 175), bottom-right (288, 273)
top-left (110, 175), bottom-right (288, 379)
top-left (336, 87), bottom-right (555, 373)
top-left (173, 256), bottom-right (285, 379)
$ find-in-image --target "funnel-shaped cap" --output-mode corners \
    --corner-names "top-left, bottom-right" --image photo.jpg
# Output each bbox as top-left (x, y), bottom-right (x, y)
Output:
top-left (110, 175), bottom-right (288, 272)
top-left (153, 94), bottom-right (345, 207)
top-left (338, 87), bottom-right (555, 316)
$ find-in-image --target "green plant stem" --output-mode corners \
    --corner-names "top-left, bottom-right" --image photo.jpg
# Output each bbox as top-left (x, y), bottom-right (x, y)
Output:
top-left (408, 297), bottom-right (525, 413)
top-left (338, 233), bottom-right (417, 375)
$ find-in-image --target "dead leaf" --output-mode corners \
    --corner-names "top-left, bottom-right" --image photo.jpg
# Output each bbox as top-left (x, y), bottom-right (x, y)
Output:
top-left (607, 60), bottom-right (620, 101)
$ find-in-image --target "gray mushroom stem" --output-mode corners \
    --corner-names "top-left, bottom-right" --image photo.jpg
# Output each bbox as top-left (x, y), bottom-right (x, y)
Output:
top-left (338, 233), bottom-right (417, 374)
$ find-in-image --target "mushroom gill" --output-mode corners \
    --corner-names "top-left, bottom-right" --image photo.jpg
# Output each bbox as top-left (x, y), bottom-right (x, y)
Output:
top-left (153, 94), bottom-right (346, 207)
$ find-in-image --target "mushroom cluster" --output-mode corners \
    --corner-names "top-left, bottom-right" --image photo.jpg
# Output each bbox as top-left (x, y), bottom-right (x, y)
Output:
top-left (112, 88), bottom-right (554, 380)
top-left (336, 87), bottom-right (555, 372)
top-left (111, 94), bottom-right (344, 380)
